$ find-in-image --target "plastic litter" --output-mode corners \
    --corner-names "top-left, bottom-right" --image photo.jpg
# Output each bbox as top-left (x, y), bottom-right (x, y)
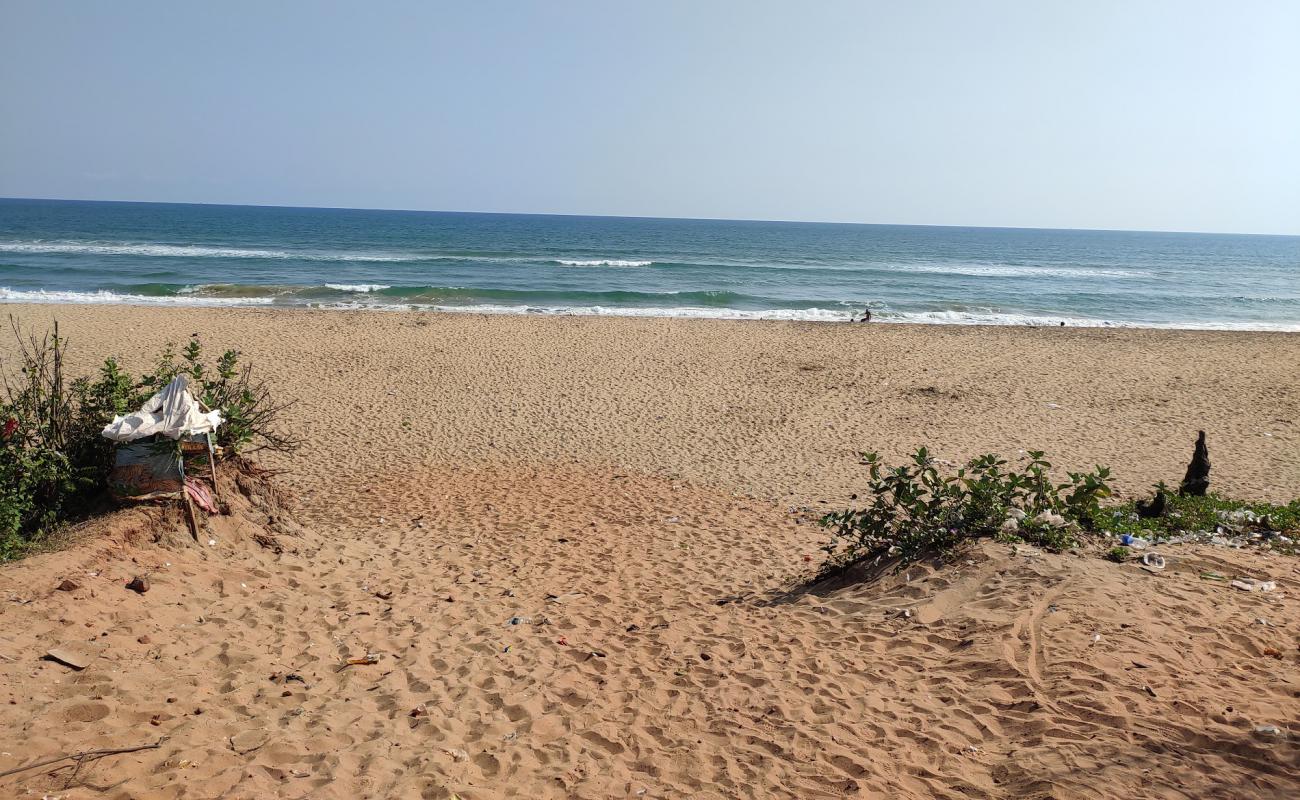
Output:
top-left (1119, 534), bottom-right (1149, 549)
top-left (337, 652), bottom-right (382, 671)
top-left (1230, 579), bottom-right (1276, 592)
top-left (1140, 553), bottom-right (1165, 571)
top-left (101, 375), bottom-right (223, 441)
top-left (1033, 511), bottom-right (1067, 528)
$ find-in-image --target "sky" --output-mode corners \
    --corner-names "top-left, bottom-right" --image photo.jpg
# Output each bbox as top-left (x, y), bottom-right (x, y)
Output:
top-left (1, 1), bottom-right (1298, 234)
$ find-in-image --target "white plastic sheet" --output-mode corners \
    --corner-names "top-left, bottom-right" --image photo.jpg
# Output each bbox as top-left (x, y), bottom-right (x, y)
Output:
top-left (101, 375), bottom-right (223, 442)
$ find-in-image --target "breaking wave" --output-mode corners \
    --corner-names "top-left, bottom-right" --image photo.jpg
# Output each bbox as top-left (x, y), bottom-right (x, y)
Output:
top-left (895, 264), bottom-right (1149, 279)
top-left (554, 259), bottom-right (654, 267)
top-left (0, 240), bottom-right (419, 262)
top-left (324, 283), bottom-right (392, 292)
top-left (4, 286), bottom-right (1297, 331)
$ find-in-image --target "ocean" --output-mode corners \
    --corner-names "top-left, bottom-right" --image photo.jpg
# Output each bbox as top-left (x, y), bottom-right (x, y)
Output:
top-left (1, 198), bottom-right (1297, 330)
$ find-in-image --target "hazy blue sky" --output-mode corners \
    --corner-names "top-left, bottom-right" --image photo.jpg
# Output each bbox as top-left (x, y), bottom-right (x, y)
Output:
top-left (2, 1), bottom-right (1297, 234)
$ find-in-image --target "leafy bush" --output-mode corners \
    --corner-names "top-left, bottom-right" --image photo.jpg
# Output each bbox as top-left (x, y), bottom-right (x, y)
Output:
top-left (140, 336), bottom-right (298, 455)
top-left (819, 448), bottom-right (1112, 569)
top-left (0, 322), bottom-right (130, 558)
top-left (1, 319), bottom-right (295, 559)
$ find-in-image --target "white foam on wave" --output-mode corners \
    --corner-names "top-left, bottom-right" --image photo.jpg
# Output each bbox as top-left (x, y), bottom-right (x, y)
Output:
top-left (0, 287), bottom-right (276, 306)
top-left (883, 309), bottom-right (1300, 331)
top-left (554, 259), bottom-right (654, 267)
top-left (310, 301), bottom-right (854, 322)
top-left (0, 240), bottom-right (418, 262)
top-left (324, 283), bottom-right (392, 293)
top-left (4, 288), bottom-right (1296, 330)
top-left (897, 264), bottom-right (1147, 279)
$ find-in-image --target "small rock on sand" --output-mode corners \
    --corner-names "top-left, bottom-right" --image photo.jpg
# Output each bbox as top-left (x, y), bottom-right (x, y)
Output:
top-left (126, 576), bottom-right (150, 594)
top-left (56, 579), bottom-right (80, 592)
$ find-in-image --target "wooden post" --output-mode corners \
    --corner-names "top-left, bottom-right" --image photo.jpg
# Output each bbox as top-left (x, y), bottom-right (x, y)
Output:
top-left (182, 490), bottom-right (200, 542)
top-left (205, 432), bottom-right (221, 509)
top-left (176, 440), bottom-right (199, 541)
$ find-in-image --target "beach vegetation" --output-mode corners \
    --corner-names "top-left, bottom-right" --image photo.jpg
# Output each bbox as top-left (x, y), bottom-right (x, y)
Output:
top-left (820, 448), bottom-right (1112, 569)
top-left (0, 318), bottom-right (294, 560)
top-left (141, 335), bottom-right (298, 455)
top-left (1095, 490), bottom-right (1300, 550)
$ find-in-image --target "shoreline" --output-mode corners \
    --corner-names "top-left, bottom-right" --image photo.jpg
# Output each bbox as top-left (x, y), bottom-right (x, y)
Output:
top-left (3, 296), bottom-right (1300, 332)
top-left (3, 302), bottom-right (1297, 502)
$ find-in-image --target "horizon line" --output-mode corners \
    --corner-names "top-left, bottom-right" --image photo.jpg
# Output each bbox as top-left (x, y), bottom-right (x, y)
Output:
top-left (2, 195), bottom-right (1297, 239)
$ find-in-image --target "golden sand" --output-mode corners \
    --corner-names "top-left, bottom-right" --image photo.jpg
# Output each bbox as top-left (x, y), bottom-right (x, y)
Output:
top-left (1, 305), bottom-right (1298, 798)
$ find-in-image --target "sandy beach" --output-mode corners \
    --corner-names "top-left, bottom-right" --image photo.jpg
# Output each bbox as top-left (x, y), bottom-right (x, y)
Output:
top-left (1, 305), bottom-right (1298, 798)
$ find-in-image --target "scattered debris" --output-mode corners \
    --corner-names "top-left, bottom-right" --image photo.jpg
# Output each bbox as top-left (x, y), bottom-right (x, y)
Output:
top-left (1033, 511), bottom-right (1068, 528)
top-left (374, 590), bottom-right (394, 601)
top-left (0, 739), bottom-right (164, 780)
top-left (546, 592), bottom-right (585, 604)
top-left (1143, 685), bottom-right (1157, 698)
top-left (1140, 553), bottom-right (1165, 571)
top-left (1136, 488), bottom-right (1168, 518)
top-left (1230, 578), bottom-right (1276, 593)
top-left (336, 652), bottom-right (382, 671)
top-left (1253, 725), bottom-right (1284, 738)
top-left (44, 641), bottom-right (104, 671)
top-left (252, 532), bottom-right (283, 554)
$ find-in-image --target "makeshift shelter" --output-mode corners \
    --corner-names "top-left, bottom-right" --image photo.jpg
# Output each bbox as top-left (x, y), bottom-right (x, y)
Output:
top-left (101, 375), bottom-right (223, 538)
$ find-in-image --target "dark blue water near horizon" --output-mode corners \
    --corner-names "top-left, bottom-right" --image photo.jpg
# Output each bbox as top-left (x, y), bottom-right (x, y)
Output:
top-left (1, 198), bottom-right (1297, 329)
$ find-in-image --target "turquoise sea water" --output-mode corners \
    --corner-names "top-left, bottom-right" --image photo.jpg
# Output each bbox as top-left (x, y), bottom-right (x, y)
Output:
top-left (1, 198), bottom-right (1297, 329)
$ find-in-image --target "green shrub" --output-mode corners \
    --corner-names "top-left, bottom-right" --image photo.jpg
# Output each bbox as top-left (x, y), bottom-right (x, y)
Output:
top-left (1, 319), bottom-right (295, 560)
top-left (0, 320), bottom-right (115, 557)
top-left (819, 448), bottom-right (1112, 569)
top-left (139, 335), bottom-right (298, 455)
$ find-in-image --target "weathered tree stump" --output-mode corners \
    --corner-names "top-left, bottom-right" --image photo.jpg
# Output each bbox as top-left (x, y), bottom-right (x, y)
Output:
top-left (1136, 487), bottom-right (1168, 518)
top-left (1179, 431), bottom-right (1210, 497)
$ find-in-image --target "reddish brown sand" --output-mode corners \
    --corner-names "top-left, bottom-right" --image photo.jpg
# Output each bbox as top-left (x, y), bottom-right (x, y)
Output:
top-left (0, 306), bottom-right (1298, 799)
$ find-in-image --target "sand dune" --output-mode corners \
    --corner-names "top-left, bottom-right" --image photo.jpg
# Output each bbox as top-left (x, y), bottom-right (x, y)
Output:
top-left (1, 306), bottom-right (1298, 798)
